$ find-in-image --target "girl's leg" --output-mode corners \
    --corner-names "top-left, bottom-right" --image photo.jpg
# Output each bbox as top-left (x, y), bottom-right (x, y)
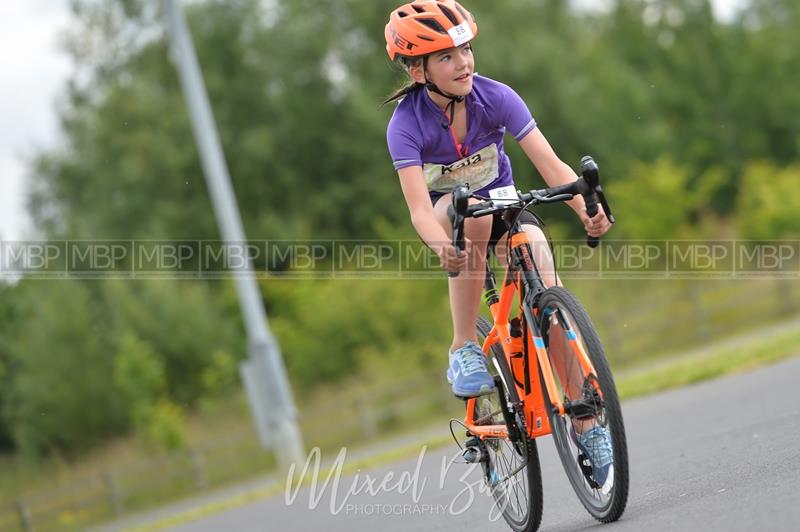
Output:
top-left (493, 223), bottom-right (561, 287)
top-left (432, 196), bottom-right (493, 351)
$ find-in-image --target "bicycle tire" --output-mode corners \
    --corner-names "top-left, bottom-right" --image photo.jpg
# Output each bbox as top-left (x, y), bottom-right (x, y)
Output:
top-left (535, 287), bottom-right (629, 522)
top-left (475, 316), bottom-right (543, 532)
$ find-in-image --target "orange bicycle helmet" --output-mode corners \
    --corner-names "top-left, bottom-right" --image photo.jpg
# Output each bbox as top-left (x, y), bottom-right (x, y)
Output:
top-left (385, 0), bottom-right (478, 61)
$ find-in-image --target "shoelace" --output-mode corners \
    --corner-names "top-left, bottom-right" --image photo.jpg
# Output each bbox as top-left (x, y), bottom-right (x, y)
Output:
top-left (579, 426), bottom-right (613, 466)
top-left (456, 343), bottom-right (487, 376)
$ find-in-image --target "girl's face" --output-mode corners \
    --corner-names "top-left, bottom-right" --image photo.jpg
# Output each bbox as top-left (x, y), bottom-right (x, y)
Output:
top-left (410, 43), bottom-right (475, 97)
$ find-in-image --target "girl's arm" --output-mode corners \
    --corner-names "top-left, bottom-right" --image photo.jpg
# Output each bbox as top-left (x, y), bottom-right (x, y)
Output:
top-left (517, 128), bottom-right (611, 238)
top-left (397, 165), bottom-right (448, 245)
top-left (397, 165), bottom-right (468, 271)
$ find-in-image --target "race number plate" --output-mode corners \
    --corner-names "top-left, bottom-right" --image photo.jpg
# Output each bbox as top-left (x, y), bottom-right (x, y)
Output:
top-left (489, 185), bottom-right (519, 206)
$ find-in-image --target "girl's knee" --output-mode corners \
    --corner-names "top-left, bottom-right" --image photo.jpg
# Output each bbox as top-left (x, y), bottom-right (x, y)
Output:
top-left (464, 199), bottom-right (492, 240)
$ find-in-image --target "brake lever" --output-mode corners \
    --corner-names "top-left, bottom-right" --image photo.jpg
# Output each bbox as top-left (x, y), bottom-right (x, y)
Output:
top-left (448, 186), bottom-right (469, 278)
top-left (596, 188), bottom-right (615, 224)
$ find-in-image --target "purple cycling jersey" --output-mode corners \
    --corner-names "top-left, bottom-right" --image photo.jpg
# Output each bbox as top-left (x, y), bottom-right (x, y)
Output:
top-left (386, 74), bottom-right (537, 202)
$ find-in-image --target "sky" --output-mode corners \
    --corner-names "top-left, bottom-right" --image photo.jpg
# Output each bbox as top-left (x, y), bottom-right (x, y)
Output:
top-left (0, 0), bottom-right (72, 241)
top-left (0, 0), bottom-right (747, 242)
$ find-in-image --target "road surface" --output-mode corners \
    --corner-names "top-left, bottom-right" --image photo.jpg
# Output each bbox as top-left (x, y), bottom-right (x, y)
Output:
top-left (170, 357), bottom-right (800, 532)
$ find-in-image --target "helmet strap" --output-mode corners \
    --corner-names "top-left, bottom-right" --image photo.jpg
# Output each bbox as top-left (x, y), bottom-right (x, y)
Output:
top-left (426, 82), bottom-right (464, 130)
top-left (422, 57), bottom-right (465, 130)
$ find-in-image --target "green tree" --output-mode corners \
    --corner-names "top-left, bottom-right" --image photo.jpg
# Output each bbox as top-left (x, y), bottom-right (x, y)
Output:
top-left (114, 332), bottom-right (186, 450)
top-left (113, 332), bottom-right (165, 418)
top-left (29, 0), bottom-right (408, 244)
top-left (103, 280), bottom-right (244, 406)
top-left (0, 277), bottom-right (243, 455)
top-left (2, 281), bottom-right (127, 456)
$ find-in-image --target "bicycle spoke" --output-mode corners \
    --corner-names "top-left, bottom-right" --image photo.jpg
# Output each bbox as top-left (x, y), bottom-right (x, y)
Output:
top-left (537, 287), bottom-right (628, 523)
top-left (505, 443), bottom-right (525, 514)
top-left (491, 439), bottom-right (524, 518)
top-left (475, 315), bottom-right (544, 532)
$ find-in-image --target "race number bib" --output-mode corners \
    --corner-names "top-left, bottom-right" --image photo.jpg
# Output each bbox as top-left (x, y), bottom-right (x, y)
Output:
top-left (423, 143), bottom-right (500, 193)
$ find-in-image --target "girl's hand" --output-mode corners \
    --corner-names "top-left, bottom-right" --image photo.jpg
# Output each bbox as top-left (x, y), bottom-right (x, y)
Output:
top-left (580, 205), bottom-right (612, 238)
top-left (435, 238), bottom-right (472, 272)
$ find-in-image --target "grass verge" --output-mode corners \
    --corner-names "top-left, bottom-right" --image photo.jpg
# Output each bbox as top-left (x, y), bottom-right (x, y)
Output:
top-left (123, 433), bottom-right (454, 532)
top-left (617, 323), bottom-right (800, 399)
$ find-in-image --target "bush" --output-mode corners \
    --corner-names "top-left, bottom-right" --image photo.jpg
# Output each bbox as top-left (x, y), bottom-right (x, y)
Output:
top-left (736, 161), bottom-right (800, 240)
top-left (264, 278), bottom-right (451, 388)
top-left (0, 279), bottom-right (243, 457)
top-left (609, 157), bottom-right (725, 240)
top-left (2, 281), bottom-right (127, 457)
top-left (103, 280), bottom-right (245, 406)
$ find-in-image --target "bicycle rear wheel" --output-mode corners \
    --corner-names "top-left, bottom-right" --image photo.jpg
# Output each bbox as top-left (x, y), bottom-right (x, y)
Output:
top-left (474, 316), bottom-right (543, 532)
top-left (535, 287), bottom-right (629, 522)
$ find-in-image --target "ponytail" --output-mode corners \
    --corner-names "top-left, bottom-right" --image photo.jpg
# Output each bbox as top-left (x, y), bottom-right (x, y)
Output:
top-left (381, 55), bottom-right (426, 107)
top-left (382, 81), bottom-right (425, 106)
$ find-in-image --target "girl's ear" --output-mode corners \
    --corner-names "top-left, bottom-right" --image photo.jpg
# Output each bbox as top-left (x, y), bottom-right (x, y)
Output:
top-left (408, 61), bottom-right (426, 84)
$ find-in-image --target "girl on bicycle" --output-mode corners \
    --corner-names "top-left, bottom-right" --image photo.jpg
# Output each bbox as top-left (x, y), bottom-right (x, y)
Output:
top-left (383, 0), bottom-right (614, 486)
top-left (384, 0), bottom-right (615, 473)
top-left (385, 0), bottom-right (611, 392)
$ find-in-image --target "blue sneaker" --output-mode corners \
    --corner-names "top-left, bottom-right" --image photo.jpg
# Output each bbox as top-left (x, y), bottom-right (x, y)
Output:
top-left (571, 425), bottom-right (614, 487)
top-left (446, 341), bottom-right (495, 397)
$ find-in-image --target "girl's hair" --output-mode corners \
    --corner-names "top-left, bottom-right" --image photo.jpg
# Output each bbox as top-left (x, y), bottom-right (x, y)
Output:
top-left (382, 81), bottom-right (425, 106)
top-left (382, 56), bottom-right (425, 106)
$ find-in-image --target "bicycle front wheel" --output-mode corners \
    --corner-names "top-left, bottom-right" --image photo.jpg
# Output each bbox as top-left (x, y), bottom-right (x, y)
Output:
top-left (475, 316), bottom-right (543, 532)
top-left (535, 287), bottom-right (629, 522)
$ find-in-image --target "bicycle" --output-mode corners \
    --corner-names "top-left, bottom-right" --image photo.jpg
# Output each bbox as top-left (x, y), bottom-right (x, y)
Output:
top-left (446, 156), bottom-right (628, 531)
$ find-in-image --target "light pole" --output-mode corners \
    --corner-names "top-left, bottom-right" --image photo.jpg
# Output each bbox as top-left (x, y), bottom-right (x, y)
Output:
top-left (162, 0), bottom-right (304, 470)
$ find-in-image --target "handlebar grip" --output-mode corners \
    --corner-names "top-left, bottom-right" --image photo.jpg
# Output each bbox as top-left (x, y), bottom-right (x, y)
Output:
top-left (581, 156), bottom-right (601, 248)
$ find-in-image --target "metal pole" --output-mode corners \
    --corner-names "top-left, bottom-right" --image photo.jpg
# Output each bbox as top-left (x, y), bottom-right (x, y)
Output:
top-left (162, 0), bottom-right (304, 469)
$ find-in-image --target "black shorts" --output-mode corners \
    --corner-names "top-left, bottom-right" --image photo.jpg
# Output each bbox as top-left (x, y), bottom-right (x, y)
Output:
top-left (488, 210), bottom-right (541, 253)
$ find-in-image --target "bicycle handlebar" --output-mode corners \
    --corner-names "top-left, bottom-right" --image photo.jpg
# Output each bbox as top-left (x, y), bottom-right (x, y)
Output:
top-left (447, 155), bottom-right (616, 277)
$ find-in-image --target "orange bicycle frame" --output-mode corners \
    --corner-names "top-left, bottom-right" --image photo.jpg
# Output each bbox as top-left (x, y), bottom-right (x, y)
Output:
top-left (462, 230), bottom-right (598, 441)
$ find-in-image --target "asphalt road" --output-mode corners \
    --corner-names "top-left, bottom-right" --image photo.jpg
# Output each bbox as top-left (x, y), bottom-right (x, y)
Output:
top-left (171, 357), bottom-right (800, 532)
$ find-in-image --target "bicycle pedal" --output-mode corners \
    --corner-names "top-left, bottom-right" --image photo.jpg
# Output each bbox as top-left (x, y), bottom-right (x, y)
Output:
top-left (462, 446), bottom-right (486, 464)
top-left (462, 436), bottom-right (487, 464)
top-left (577, 452), bottom-right (601, 489)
